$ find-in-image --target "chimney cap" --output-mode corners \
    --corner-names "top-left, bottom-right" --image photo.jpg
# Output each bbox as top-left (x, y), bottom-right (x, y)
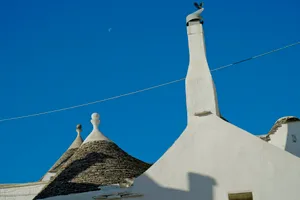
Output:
top-left (186, 5), bottom-right (204, 24)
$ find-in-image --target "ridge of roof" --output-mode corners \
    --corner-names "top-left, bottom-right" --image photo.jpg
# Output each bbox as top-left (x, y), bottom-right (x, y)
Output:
top-left (267, 116), bottom-right (300, 136)
top-left (259, 116), bottom-right (300, 142)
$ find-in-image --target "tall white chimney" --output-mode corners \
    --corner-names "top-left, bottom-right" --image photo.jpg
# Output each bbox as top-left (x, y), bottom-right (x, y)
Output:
top-left (185, 6), bottom-right (220, 121)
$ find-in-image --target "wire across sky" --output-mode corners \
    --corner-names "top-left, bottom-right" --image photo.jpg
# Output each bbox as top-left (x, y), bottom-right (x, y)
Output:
top-left (0, 41), bottom-right (299, 123)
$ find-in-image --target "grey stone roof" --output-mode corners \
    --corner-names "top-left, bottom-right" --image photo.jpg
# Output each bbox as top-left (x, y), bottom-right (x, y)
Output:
top-left (39, 148), bottom-right (80, 181)
top-left (40, 126), bottom-right (83, 181)
top-left (48, 148), bottom-right (79, 173)
top-left (34, 140), bottom-right (151, 199)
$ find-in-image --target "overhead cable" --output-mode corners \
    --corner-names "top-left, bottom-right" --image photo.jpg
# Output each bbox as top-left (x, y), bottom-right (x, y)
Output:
top-left (0, 41), bottom-right (299, 123)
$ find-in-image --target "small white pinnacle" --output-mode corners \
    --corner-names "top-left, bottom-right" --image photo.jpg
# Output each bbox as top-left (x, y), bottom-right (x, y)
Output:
top-left (91, 113), bottom-right (101, 129)
top-left (83, 112), bottom-right (110, 144)
top-left (92, 112), bottom-right (100, 121)
top-left (92, 113), bottom-right (99, 119)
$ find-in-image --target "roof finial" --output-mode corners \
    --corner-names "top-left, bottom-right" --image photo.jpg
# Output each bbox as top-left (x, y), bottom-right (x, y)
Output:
top-left (91, 113), bottom-right (100, 129)
top-left (83, 112), bottom-right (110, 144)
top-left (68, 124), bottom-right (84, 150)
top-left (76, 124), bottom-right (82, 135)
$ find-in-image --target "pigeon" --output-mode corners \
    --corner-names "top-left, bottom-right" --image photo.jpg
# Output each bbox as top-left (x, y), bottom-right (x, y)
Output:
top-left (194, 2), bottom-right (203, 9)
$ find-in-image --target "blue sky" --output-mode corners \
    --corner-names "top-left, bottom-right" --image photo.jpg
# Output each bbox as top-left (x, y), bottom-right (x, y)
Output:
top-left (0, 0), bottom-right (299, 183)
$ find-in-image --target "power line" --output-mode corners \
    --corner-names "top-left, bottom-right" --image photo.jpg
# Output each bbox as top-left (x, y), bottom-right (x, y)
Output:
top-left (0, 41), bottom-right (299, 123)
top-left (210, 41), bottom-right (300, 72)
top-left (0, 78), bottom-right (186, 122)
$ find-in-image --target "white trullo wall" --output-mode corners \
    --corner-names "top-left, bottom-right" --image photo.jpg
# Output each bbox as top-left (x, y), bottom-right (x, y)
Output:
top-left (0, 182), bottom-right (47, 200)
top-left (129, 115), bottom-right (300, 200)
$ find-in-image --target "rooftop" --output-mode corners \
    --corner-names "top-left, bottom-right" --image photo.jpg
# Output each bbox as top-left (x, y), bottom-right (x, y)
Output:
top-left (34, 113), bottom-right (151, 199)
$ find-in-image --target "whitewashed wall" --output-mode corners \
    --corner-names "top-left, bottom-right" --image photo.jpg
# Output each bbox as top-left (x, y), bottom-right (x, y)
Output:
top-left (0, 182), bottom-right (46, 200)
top-left (128, 115), bottom-right (300, 200)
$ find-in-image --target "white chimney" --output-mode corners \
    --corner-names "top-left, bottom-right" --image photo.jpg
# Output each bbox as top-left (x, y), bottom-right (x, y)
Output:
top-left (185, 6), bottom-right (220, 121)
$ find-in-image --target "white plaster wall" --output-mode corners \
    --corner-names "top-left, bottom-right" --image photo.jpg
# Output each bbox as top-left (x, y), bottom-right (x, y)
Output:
top-left (268, 124), bottom-right (288, 150)
top-left (125, 115), bottom-right (300, 200)
top-left (285, 122), bottom-right (300, 157)
top-left (0, 182), bottom-right (47, 200)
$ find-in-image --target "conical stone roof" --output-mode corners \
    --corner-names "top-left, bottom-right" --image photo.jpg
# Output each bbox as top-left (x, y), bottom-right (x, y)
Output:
top-left (34, 113), bottom-right (151, 199)
top-left (40, 125), bottom-right (83, 181)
